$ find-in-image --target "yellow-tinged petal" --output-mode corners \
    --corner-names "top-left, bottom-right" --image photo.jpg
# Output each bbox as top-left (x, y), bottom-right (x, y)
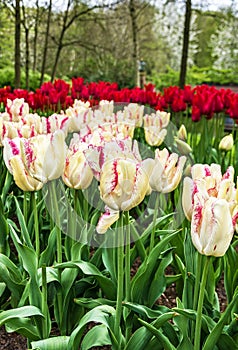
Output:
top-left (96, 207), bottom-right (120, 234)
top-left (191, 195), bottom-right (234, 257)
top-left (219, 134), bottom-right (234, 151)
top-left (10, 156), bottom-right (43, 191)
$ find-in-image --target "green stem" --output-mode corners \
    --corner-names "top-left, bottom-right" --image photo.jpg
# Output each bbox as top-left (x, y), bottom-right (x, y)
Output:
top-left (31, 191), bottom-right (40, 260)
top-left (41, 264), bottom-right (48, 339)
top-left (49, 181), bottom-right (62, 264)
top-left (23, 191), bottom-right (28, 222)
top-left (49, 181), bottom-right (63, 330)
top-left (125, 211), bottom-right (131, 302)
top-left (124, 211), bottom-right (132, 342)
top-left (194, 256), bottom-right (211, 350)
top-left (149, 193), bottom-right (160, 253)
top-left (191, 252), bottom-right (202, 341)
top-left (115, 213), bottom-right (124, 349)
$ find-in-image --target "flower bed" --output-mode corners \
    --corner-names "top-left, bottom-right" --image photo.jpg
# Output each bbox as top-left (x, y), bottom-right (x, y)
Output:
top-left (0, 79), bottom-right (237, 350)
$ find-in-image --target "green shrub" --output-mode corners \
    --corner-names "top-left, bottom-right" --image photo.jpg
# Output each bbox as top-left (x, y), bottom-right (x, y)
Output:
top-left (0, 67), bottom-right (51, 91)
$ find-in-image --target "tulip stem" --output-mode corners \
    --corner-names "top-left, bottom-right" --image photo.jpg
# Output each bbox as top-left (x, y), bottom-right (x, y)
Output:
top-left (31, 191), bottom-right (40, 260)
top-left (49, 181), bottom-right (63, 330)
top-left (194, 255), bottom-right (211, 350)
top-left (115, 213), bottom-right (124, 348)
top-left (191, 252), bottom-right (202, 341)
top-left (149, 193), bottom-right (160, 252)
top-left (124, 211), bottom-right (132, 342)
top-left (41, 264), bottom-right (48, 339)
top-left (23, 192), bottom-right (28, 223)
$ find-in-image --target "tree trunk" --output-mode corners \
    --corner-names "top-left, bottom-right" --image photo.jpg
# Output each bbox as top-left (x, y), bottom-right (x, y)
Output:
top-left (40, 0), bottom-right (52, 85)
top-left (50, 0), bottom-right (70, 82)
top-left (179, 0), bottom-right (192, 89)
top-left (33, 0), bottom-right (39, 72)
top-left (14, 0), bottom-right (21, 88)
top-left (129, 0), bottom-right (140, 87)
top-left (25, 26), bottom-right (29, 89)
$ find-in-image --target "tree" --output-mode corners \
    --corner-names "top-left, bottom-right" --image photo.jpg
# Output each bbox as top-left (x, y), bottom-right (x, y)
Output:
top-left (179, 0), bottom-right (192, 88)
top-left (40, 0), bottom-right (52, 85)
top-left (15, 0), bottom-right (21, 88)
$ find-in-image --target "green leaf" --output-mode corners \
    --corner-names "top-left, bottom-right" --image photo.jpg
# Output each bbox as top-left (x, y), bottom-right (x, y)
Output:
top-left (5, 318), bottom-right (40, 341)
top-left (74, 297), bottom-right (115, 309)
top-left (8, 223), bottom-right (38, 278)
top-left (148, 248), bottom-right (174, 306)
top-left (68, 305), bottom-right (116, 350)
top-left (81, 324), bottom-right (111, 350)
top-left (0, 306), bottom-right (43, 327)
top-left (55, 261), bottom-right (116, 299)
top-left (13, 196), bottom-right (33, 248)
top-left (39, 227), bottom-right (57, 267)
top-left (31, 336), bottom-right (70, 349)
top-left (123, 302), bottom-right (174, 320)
top-left (131, 230), bottom-right (180, 304)
top-left (139, 213), bottom-right (174, 241)
top-left (124, 327), bottom-right (154, 350)
top-left (0, 262), bottom-right (24, 303)
top-left (203, 292), bottom-right (238, 350)
top-left (138, 318), bottom-right (177, 350)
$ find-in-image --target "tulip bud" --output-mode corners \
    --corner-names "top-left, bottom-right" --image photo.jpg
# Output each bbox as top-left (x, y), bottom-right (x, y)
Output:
top-left (219, 134), bottom-right (234, 151)
top-left (177, 124), bottom-right (187, 141)
top-left (175, 137), bottom-right (192, 155)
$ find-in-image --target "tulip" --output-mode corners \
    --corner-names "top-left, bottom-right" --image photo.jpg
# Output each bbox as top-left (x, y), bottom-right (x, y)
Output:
top-left (218, 134), bottom-right (234, 151)
top-left (5, 98), bottom-right (29, 122)
top-left (191, 193), bottom-right (234, 257)
top-left (97, 157), bottom-right (153, 233)
top-left (123, 103), bottom-right (144, 127)
top-left (3, 137), bottom-right (43, 191)
top-left (149, 148), bottom-right (186, 193)
top-left (182, 163), bottom-right (236, 221)
top-left (62, 140), bottom-right (93, 189)
top-left (177, 124), bottom-right (187, 141)
top-left (175, 138), bottom-right (192, 155)
top-left (3, 131), bottom-right (67, 184)
top-left (143, 111), bottom-right (170, 147)
top-left (98, 100), bottom-right (114, 115)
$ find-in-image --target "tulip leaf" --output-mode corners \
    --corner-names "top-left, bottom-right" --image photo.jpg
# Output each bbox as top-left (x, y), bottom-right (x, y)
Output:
top-left (102, 247), bottom-right (117, 284)
top-left (39, 227), bottom-right (57, 266)
top-left (8, 223), bottom-right (38, 278)
top-left (139, 213), bottom-right (174, 242)
top-left (5, 318), bottom-right (40, 341)
top-left (54, 261), bottom-right (116, 299)
top-left (138, 318), bottom-right (177, 350)
top-left (74, 297), bottom-right (115, 309)
top-left (31, 336), bottom-right (70, 349)
top-left (203, 292), bottom-right (238, 350)
top-left (123, 302), bottom-right (172, 319)
top-left (0, 282), bottom-right (6, 298)
top-left (81, 324), bottom-right (111, 350)
top-left (0, 306), bottom-right (44, 327)
top-left (68, 305), bottom-right (116, 350)
top-left (13, 196), bottom-right (33, 248)
top-left (148, 248), bottom-right (174, 306)
top-left (0, 262), bottom-right (24, 303)
top-left (131, 230), bottom-right (179, 304)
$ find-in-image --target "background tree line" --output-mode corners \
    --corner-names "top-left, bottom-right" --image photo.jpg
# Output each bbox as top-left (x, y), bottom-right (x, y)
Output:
top-left (0, 0), bottom-right (237, 90)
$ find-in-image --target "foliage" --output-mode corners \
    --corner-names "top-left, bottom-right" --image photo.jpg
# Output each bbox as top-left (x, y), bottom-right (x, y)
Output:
top-left (0, 67), bottom-right (51, 91)
top-left (149, 66), bottom-right (238, 90)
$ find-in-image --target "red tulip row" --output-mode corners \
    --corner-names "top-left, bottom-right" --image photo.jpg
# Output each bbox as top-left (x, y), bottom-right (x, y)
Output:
top-left (0, 77), bottom-right (238, 121)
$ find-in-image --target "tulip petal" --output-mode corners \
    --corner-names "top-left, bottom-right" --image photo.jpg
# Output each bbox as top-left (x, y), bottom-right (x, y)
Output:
top-left (96, 207), bottom-right (120, 234)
